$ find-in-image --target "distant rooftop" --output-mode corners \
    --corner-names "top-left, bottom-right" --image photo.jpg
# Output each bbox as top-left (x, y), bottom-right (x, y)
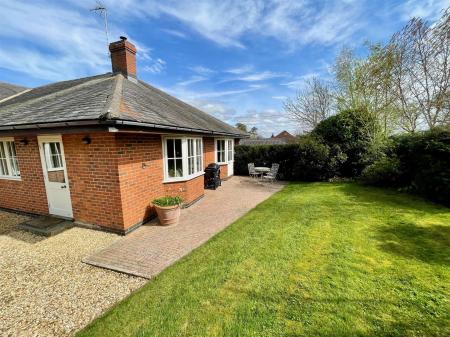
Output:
top-left (272, 130), bottom-right (295, 139)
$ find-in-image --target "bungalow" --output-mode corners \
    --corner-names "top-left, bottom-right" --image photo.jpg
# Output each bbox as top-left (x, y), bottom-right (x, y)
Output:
top-left (0, 37), bottom-right (246, 234)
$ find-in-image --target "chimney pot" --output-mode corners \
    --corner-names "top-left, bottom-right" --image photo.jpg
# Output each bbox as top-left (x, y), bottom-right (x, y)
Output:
top-left (109, 37), bottom-right (137, 78)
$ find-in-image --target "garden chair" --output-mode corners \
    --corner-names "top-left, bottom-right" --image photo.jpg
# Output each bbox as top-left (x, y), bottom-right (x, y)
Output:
top-left (248, 163), bottom-right (261, 179)
top-left (263, 163), bottom-right (279, 183)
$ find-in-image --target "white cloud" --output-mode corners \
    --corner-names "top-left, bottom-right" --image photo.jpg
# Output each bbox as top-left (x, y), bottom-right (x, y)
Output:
top-left (0, 0), bottom-right (156, 81)
top-left (138, 0), bottom-right (367, 48)
top-left (236, 71), bottom-right (285, 82)
top-left (398, 0), bottom-right (450, 20)
top-left (189, 65), bottom-right (215, 75)
top-left (176, 75), bottom-right (207, 86)
top-left (188, 99), bottom-right (295, 136)
top-left (225, 65), bottom-right (253, 74)
top-left (142, 58), bottom-right (166, 74)
top-left (161, 28), bottom-right (188, 39)
top-left (282, 72), bottom-right (319, 90)
top-left (272, 96), bottom-right (287, 100)
top-left (190, 87), bottom-right (260, 99)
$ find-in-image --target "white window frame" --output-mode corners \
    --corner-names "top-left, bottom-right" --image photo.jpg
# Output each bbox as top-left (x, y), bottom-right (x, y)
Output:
top-left (0, 137), bottom-right (21, 180)
top-left (215, 138), bottom-right (234, 164)
top-left (162, 136), bottom-right (204, 183)
top-left (43, 142), bottom-right (64, 171)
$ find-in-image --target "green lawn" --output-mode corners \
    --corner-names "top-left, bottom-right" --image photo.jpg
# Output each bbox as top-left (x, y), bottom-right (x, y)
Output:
top-left (77, 183), bottom-right (450, 337)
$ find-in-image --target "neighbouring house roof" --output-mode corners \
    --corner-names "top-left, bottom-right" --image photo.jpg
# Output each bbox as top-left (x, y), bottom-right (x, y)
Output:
top-left (273, 130), bottom-right (295, 139)
top-left (0, 82), bottom-right (28, 101)
top-left (0, 73), bottom-right (246, 137)
top-left (239, 138), bottom-right (288, 146)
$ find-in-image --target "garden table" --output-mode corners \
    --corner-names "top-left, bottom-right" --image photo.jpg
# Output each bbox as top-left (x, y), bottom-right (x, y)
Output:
top-left (255, 167), bottom-right (270, 179)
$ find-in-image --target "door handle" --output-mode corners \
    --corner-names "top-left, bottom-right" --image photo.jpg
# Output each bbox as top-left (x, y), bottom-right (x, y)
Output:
top-left (61, 185), bottom-right (67, 189)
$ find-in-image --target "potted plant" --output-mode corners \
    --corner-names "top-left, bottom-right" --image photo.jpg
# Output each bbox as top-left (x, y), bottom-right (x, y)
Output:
top-left (152, 196), bottom-right (183, 226)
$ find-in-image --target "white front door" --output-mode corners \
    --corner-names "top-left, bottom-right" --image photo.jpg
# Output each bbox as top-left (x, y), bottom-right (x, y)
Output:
top-left (38, 135), bottom-right (73, 218)
top-left (227, 139), bottom-right (234, 176)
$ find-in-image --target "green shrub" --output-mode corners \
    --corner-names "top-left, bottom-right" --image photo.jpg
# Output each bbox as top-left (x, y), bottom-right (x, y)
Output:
top-left (152, 196), bottom-right (182, 207)
top-left (361, 157), bottom-right (401, 186)
top-left (312, 108), bottom-right (382, 176)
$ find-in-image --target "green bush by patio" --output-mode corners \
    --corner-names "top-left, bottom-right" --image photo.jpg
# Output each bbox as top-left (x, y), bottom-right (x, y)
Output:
top-left (77, 183), bottom-right (450, 337)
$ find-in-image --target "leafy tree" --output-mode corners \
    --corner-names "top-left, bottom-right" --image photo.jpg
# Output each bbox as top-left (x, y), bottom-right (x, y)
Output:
top-left (312, 109), bottom-right (383, 176)
top-left (235, 123), bottom-right (248, 133)
top-left (334, 47), bottom-right (398, 136)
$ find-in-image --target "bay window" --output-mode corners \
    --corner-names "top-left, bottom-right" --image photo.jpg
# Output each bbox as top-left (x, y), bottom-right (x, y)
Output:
top-left (0, 138), bottom-right (20, 179)
top-left (163, 137), bottom-right (203, 181)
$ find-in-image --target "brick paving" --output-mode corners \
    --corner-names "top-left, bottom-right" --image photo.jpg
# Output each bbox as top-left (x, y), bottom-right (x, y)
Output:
top-left (83, 176), bottom-right (286, 278)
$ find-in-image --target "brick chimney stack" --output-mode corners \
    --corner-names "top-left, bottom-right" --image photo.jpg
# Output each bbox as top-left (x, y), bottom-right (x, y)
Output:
top-left (109, 36), bottom-right (137, 78)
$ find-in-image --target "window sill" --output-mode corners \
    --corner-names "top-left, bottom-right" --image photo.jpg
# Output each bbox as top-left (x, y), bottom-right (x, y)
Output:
top-left (163, 172), bottom-right (204, 184)
top-left (0, 176), bottom-right (22, 181)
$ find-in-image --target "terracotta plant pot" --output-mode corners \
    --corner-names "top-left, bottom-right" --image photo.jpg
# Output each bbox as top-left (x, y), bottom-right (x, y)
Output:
top-left (154, 204), bottom-right (181, 226)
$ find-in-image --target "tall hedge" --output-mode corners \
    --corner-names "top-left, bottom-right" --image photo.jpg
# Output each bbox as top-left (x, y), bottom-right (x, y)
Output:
top-left (361, 127), bottom-right (450, 206)
top-left (234, 136), bottom-right (346, 181)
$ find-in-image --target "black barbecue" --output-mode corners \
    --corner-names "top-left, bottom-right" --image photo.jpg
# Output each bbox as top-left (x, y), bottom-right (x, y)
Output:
top-left (204, 163), bottom-right (221, 189)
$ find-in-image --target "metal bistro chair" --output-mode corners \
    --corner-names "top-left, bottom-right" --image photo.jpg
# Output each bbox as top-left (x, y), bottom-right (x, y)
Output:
top-left (248, 163), bottom-right (261, 179)
top-left (263, 163), bottom-right (279, 183)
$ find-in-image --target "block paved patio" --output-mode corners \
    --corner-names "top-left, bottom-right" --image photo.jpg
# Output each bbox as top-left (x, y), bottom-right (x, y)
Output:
top-left (84, 176), bottom-right (286, 278)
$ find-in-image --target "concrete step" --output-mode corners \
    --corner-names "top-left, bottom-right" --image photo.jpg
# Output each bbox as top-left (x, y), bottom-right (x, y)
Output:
top-left (18, 216), bottom-right (73, 237)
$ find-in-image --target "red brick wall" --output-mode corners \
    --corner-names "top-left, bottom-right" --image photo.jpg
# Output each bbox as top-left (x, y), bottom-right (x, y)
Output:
top-left (219, 163), bottom-right (228, 179)
top-left (116, 133), bottom-right (165, 230)
top-left (63, 133), bottom-right (124, 231)
top-left (203, 137), bottom-right (215, 168)
top-left (0, 136), bottom-right (48, 214)
top-left (163, 175), bottom-right (204, 206)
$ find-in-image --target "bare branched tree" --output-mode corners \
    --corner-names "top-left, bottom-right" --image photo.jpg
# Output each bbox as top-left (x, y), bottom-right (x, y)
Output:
top-left (284, 77), bottom-right (335, 131)
top-left (389, 9), bottom-right (450, 130)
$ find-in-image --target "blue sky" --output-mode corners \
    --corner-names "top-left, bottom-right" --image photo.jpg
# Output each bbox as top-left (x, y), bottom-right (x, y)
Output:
top-left (1, 0), bottom-right (449, 136)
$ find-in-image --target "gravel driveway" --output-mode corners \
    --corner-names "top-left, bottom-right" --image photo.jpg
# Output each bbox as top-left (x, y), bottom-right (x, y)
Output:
top-left (0, 211), bottom-right (145, 337)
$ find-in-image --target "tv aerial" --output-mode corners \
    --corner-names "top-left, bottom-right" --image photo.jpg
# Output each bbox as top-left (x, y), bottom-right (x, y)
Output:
top-left (91, 1), bottom-right (110, 56)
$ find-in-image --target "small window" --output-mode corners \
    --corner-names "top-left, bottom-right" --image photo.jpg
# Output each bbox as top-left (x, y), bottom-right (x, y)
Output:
top-left (216, 138), bottom-right (234, 163)
top-left (164, 137), bottom-right (203, 181)
top-left (217, 139), bottom-right (226, 163)
top-left (0, 139), bottom-right (20, 179)
top-left (44, 142), bottom-right (63, 170)
top-left (166, 139), bottom-right (184, 178)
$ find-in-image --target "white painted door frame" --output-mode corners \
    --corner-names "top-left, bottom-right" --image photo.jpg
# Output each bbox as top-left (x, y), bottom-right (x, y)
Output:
top-left (214, 138), bottom-right (234, 177)
top-left (38, 135), bottom-right (73, 218)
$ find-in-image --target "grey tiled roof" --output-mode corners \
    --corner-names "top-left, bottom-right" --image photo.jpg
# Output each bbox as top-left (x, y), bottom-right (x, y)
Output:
top-left (0, 73), bottom-right (245, 137)
top-left (0, 82), bottom-right (28, 100)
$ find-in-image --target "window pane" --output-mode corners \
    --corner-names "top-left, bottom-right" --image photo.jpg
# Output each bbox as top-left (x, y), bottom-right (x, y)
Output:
top-left (167, 139), bottom-right (174, 158)
top-left (45, 142), bottom-right (63, 169)
top-left (196, 156), bottom-right (201, 172)
top-left (175, 139), bottom-right (182, 157)
top-left (168, 159), bottom-right (176, 177)
top-left (228, 140), bottom-right (233, 161)
top-left (188, 139), bottom-right (193, 157)
top-left (175, 159), bottom-right (183, 177)
top-left (188, 157), bottom-right (194, 175)
top-left (0, 143), bottom-right (8, 176)
top-left (196, 139), bottom-right (201, 155)
top-left (6, 142), bottom-right (20, 176)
